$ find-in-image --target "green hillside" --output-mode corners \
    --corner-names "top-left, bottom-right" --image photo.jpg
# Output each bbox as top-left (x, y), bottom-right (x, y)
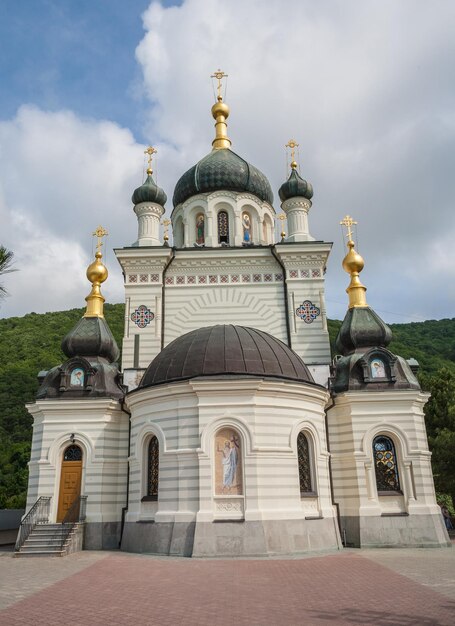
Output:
top-left (1, 305), bottom-right (454, 509)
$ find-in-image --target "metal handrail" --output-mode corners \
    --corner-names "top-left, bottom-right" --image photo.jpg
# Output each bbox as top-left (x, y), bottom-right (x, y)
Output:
top-left (15, 496), bottom-right (51, 551)
top-left (59, 495), bottom-right (87, 552)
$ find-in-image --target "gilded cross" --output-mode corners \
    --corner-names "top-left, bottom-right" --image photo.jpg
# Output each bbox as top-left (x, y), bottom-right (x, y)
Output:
top-left (286, 139), bottom-right (299, 165)
top-left (144, 146), bottom-right (157, 173)
top-left (211, 69), bottom-right (228, 100)
top-left (161, 218), bottom-right (171, 240)
top-left (340, 215), bottom-right (357, 241)
top-left (92, 226), bottom-right (108, 254)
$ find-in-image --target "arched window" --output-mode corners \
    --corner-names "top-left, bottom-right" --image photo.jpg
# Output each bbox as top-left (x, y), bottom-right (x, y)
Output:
top-left (373, 435), bottom-right (401, 492)
top-left (218, 211), bottom-right (229, 244)
top-left (297, 432), bottom-right (313, 495)
top-left (147, 436), bottom-right (159, 500)
top-left (64, 444), bottom-right (82, 461)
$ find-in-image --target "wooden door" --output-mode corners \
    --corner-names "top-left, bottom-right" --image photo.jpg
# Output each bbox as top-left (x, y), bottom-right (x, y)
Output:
top-left (57, 448), bottom-right (82, 522)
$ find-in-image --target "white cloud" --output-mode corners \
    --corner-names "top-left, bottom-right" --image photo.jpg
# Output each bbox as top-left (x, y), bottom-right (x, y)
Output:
top-left (0, 105), bottom-right (143, 317)
top-left (134, 0), bottom-right (455, 322)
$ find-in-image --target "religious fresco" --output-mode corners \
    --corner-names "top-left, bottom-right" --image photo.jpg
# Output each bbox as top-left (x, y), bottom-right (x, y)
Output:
top-left (242, 212), bottom-right (251, 243)
top-left (196, 213), bottom-right (205, 245)
top-left (370, 358), bottom-right (386, 378)
top-left (215, 428), bottom-right (242, 495)
top-left (70, 368), bottom-right (85, 387)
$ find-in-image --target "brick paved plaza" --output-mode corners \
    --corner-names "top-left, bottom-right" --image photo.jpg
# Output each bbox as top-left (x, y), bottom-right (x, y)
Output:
top-left (0, 547), bottom-right (454, 625)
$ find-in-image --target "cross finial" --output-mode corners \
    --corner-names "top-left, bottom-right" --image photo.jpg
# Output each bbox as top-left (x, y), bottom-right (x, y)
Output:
top-left (161, 218), bottom-right (171, 244)
top-left (144, 146), bottom-right (157, 175)
top-left (340, 215), bottom-right (357, 242)
top-left (277, 212), bottom-right (287, 240)
top-left (286, 139), bottom-right (299, 169)
top-left (211, 69), bottom-right (228, 101)
top-left (92, 225), bottom-right (108, 255)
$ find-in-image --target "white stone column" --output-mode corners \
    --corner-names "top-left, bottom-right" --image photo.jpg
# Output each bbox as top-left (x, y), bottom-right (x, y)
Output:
top-left (133, 203), bottom-right (164, 246)
top-left (282, 197), bottom-right (315, 242)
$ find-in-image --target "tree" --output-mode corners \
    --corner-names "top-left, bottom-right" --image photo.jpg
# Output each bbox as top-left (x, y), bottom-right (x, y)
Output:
top-left (0, 245), bottom-right (15, 297)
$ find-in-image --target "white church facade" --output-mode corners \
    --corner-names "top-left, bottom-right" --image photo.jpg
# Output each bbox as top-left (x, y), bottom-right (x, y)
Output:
top-left (19, 79), bottom-right (450, 556)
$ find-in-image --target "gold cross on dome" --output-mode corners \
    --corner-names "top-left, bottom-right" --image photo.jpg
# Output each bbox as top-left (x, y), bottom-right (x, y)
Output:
top-left (211, 69), bottom-right (228, 100)
top-left (340, 215), bottom-right (357, 241)
top-left (161, 218), bottom-right (171, 238)
top-left (92, 226), bottom-right (108, 254)
top-left (277, 213), bottom-right (287, 223)
top-left (144, 146), bottom-right (157, 173)
top-left (286, 139), bottom-right (299, 163)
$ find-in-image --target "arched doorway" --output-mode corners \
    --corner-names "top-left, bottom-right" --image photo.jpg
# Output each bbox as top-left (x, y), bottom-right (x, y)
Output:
top-left (57, 444), bottom-right (83, 522)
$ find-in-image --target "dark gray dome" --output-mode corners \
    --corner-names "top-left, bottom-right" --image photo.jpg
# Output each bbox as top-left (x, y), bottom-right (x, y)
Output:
top-left (279, 168), bottom-right (313, 202)
top-left (62, 316), bottom-right (120, 363)
top-left (139, 325), bottom-right (315, 388)
top-left (172, 149), bottom-right (274, 207)
top-left (335, 307), bottom-right (392, 356)
top-left (132, 173), bottom-right (167, 206)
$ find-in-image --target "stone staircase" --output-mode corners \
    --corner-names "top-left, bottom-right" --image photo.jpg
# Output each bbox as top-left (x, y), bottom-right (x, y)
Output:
top-left (14, 523), bottom-right (83, 557)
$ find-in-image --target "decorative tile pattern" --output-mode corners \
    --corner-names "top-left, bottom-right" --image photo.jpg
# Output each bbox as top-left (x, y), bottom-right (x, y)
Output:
top-left (253, 274), bottom-right (261, 283)
top-left (187, 275), bottom-right (196, 284)
top-left (231, 275), bottom-right (239, 283)
top-left (289, 270), bottom-right (298, 279)
top-left (300, 269), bottom-right (310, 278)
top-left (220, 274), bottom-right (229, 283)
top-left (295, 300), bottom-right (321, 324)
top-left (242, 274), bottom-right (251, 283)
top-left (275, 273), bottom-right (283, 282)
top-left (150, 274), bottom-right (160, 283)
top-left (131, 304), bottom-right (154, 328)
top-left (264, 273), bottom-right (272, 282)
top-left (312, 269), bottom-right (321, 278)
top-left (198, 275), bottom-right (207, 284)
top-left (176, 275), bottom-right (185, 285)
top-left (165, 276), bottom-right (174, 285)
top-left (209, 275), bottom-right (218, 284)
top-left (139, 274), bottom-right (148, 283)
top-left (128, 275), bottom-right (138, 283)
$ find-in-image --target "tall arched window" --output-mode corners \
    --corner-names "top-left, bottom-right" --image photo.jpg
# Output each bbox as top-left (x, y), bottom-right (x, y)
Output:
top-left (147, 436), bottom-right (159, 500)
top-left (373, 435), bottom-right (401, 492)
top-left (195, 213), bottom-right (205, 245)
top-left (218, 211), bottom-right (229, 244)
top-left (297, 432), bottom-right (313, 495)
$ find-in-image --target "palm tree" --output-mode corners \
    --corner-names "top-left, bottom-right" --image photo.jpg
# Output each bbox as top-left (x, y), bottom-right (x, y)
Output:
top-left (0, 245), bottom-right (14, 297)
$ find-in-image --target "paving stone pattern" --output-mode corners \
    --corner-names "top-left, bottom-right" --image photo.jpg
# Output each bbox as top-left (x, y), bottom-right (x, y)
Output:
top-left (0, 549), bottom-right (454, 625)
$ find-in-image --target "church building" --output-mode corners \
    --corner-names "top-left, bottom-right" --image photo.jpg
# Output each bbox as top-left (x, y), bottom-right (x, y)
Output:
top-left (19, 73), bottom-right (450, 557)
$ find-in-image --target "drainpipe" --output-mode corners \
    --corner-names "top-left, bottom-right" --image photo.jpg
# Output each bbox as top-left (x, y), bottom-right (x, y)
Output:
top-left (325, 389), bottom-right (345, 546)
top-left (271, 244), bottom-right (291, 347)
top-left (161, 248), bottom-right (176, 350)
top-left (119, 397), bottom-right (132, 548)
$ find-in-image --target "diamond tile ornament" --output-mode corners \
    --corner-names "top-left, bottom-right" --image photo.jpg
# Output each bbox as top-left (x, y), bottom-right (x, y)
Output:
top-left (131, 305), bottom-right (155, 328)
top-left (296, 300), bottom-right (320, 324)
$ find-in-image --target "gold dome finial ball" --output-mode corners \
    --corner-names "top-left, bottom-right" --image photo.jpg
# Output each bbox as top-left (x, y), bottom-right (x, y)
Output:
top-left (342, 241), bottom-right (365, 275)
top-left (86, 252), bottom-right (108, 284)
top-left (211, 99), bottom-right (230, 120)
top-left (291, 160), bottom-right (298, 170)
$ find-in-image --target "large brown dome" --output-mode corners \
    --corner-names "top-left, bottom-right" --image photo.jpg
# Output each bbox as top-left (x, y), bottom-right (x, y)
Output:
top-left (138, 325), bottom-right (316, 388)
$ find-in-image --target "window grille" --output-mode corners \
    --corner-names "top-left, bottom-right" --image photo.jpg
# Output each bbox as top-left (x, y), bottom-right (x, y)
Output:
top-left (218, 211), bottom-right (229, 244)
top-left (373, 435), bottom-right (400, 492)
top-left (297, 432), bottom-right (312, 494)
top-left (147, 436), bottom-right (159, 499)
top-left (64, 445), bottom-right (82, 462)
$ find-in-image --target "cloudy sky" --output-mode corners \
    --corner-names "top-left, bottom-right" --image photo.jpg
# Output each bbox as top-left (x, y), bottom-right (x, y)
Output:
top-left (1, 0), bottom-right (454, 323)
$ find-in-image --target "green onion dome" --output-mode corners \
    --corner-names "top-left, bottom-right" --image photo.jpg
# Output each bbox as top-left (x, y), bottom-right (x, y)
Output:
top-left (279, 167), bottom-right (313, 202)
top-left (132, 173), bottom-right (167, 206)
top-left (173, 149), bottom-right (274, 207)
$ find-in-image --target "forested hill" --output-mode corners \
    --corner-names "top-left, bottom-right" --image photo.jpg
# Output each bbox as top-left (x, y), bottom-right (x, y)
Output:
top-left (1, 304), bottom-right (455, 508)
